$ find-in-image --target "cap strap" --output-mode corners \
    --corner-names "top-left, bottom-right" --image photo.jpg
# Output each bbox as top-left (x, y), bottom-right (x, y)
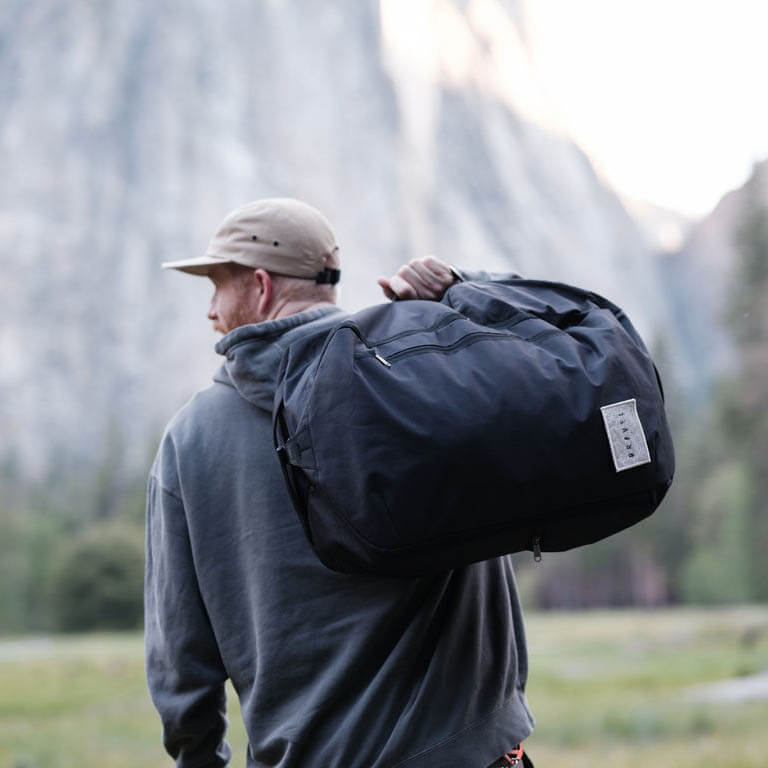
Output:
top-left (315, 268), bottom-right (341, 284)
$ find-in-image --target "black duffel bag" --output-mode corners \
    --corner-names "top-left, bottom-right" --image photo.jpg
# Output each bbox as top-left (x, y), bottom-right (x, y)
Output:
top-left (273, 276), bottom-right (675, 576)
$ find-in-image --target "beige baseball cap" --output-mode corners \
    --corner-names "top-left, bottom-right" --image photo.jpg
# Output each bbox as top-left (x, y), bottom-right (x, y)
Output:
top-left (162, 197), bottom-right (341, 283)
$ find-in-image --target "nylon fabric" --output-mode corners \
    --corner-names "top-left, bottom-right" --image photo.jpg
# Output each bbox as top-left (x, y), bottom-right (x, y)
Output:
top-left (273, 277), bottom-right (675, 576)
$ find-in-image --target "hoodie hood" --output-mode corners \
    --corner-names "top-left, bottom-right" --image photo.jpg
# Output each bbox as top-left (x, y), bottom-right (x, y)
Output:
top-left (214, 305), bottom-right (346, 411)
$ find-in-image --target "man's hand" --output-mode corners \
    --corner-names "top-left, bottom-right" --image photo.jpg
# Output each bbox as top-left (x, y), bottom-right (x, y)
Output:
top-left (377, 256), bottom-right (458, 301)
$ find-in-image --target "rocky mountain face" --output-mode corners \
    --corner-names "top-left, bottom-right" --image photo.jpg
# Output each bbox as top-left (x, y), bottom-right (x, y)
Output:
top-left (658, 159), bottom-right (768, 399)
top-left (1, 0), bottom-right (675, 483)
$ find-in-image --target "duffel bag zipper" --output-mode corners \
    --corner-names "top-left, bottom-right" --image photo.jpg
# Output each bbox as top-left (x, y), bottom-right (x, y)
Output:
top-left (332, 317), bottom-right (559, 369)
top-left (322, 323), bottom-right (395, 368)
top-left (325, 311), bottom-right (465, 358)
top-left (367, 311), bottom-right (466, 346)
top-left (362, 308), bottom-right (535, 349)
top-left (376, 329), bottom-right (518, 366)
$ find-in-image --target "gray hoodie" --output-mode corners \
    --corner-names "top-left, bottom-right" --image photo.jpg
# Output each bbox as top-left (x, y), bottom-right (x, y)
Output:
top-left (145, 304), bottom-right (534, 768)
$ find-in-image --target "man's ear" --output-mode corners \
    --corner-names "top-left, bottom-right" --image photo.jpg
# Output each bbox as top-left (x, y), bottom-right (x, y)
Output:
top-left (253, 268), bottom-right (273, 315)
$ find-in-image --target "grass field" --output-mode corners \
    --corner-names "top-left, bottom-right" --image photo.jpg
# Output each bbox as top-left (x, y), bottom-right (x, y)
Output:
top-left (1, 607), bottom-right (767, 767)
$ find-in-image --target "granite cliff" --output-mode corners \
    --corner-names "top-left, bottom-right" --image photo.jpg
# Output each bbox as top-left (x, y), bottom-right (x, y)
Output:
top-left (1, 0), bottom-right (674, 480)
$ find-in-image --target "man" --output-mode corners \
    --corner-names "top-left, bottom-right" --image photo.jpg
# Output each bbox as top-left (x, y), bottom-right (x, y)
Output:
top-left (146, 198), bottom-right (535, 767)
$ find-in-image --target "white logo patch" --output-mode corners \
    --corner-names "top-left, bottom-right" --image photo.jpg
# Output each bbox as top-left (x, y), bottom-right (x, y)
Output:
top-left (600, 398), bottom-right (651, 473)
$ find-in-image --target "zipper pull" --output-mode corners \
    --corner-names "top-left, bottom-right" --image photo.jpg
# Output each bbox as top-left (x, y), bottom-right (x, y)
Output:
top-left (372, 348), bottom-right (391, 367)
top-left (532, 536), bottom-right (542, 563)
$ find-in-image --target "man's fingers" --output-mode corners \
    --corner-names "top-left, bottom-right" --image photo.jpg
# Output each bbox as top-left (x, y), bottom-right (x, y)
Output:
top-left (378, 256), bottom-right (456, 301)
top-left (388, 273), bottom-right (419, 300)
top-left (377, 277), bottom-right (396, 300)
top-left (422, 255), bottom-right (456, 284)
top-left (379, 274), bottom-right (417, 301)
top-left (396, 264), bottom-right (440, 299)
top-left (409, 259), bottom-right (453, 295)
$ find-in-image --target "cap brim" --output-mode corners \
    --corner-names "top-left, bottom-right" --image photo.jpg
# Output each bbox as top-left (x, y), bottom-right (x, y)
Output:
top-left (161, 256), bottom-right (230, 276)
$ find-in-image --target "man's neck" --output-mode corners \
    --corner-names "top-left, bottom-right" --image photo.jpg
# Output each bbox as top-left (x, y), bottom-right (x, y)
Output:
top-left (268, 299), bottom-right (335, 321)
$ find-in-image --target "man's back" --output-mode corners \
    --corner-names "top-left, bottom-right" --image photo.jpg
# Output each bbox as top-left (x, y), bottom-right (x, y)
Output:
top-left (145, 306), bottom-right (534, 767)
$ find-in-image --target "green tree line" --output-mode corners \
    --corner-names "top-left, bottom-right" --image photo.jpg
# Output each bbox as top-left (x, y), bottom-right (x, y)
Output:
top-left (0, 456), bottom-right (147, 633)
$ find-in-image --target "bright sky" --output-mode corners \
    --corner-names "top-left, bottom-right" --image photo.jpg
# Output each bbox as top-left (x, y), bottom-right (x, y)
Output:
top-left (524, 0), bottom-right (768, 217)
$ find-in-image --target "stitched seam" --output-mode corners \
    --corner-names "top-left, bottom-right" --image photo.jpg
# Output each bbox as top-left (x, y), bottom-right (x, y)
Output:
top-left (389, 693), bottom-right (528, 767)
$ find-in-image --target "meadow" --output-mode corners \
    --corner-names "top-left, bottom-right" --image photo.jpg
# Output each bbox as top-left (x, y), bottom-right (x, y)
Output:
top-left (1, 607), bottom-right (766, 767)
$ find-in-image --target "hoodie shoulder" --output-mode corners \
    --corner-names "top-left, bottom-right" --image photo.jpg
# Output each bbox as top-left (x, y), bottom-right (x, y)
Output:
top-left (167, 381), bottom-right (246, 437)
top-left (151, 380), bottom-right (258, 491)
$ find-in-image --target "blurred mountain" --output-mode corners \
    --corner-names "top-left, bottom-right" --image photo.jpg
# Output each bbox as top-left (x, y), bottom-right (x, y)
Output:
top-left (1, 0), bottom-right (678, 482)
top-left (657, 159), bottom-right (768, 399)
top-left (622, 198), bottom-right (694, 255)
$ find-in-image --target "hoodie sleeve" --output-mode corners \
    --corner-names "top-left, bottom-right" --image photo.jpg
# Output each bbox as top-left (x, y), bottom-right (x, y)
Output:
top-left (145, 472), bottom-right (232, 767)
